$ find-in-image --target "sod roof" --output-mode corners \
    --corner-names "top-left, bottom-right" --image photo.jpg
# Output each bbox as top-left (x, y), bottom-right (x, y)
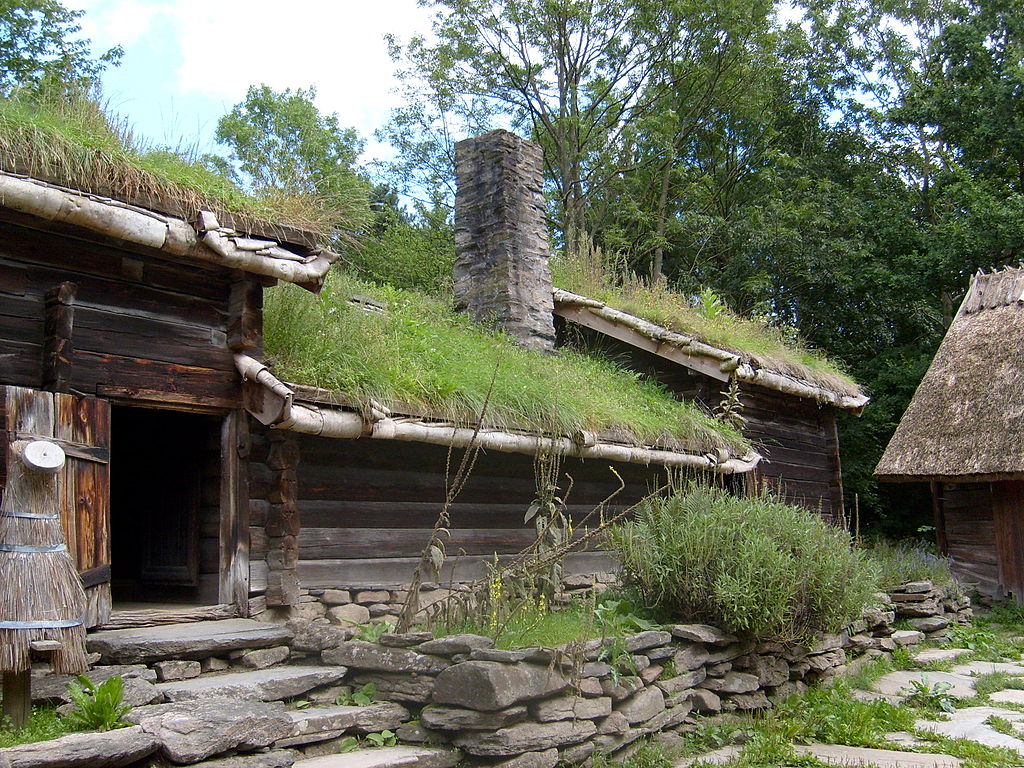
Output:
top-left (262, 273), bottom-right (751, 460)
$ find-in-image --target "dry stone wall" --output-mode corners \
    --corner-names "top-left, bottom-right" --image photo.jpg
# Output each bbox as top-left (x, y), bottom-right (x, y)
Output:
top-left (887, 581), bottom-right (971, 642)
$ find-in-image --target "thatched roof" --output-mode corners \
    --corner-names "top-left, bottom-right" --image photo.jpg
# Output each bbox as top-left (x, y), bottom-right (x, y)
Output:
top-left (876, 265), bottom-right (1024, 481)
top-left (554, 289), bottom-right (870, 412)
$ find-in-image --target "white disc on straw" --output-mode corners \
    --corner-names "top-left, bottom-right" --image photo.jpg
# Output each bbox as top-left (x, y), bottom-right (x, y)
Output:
top-left (22, 441), bottom-right (66, 473)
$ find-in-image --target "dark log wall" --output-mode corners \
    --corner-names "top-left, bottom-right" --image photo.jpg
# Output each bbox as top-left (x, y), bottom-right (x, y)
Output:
top-left (565, 327), bottom-right (845, 520)
top-left (292, 436), bottom-right (684, 589)
top-left (936, 482), bottom-right (1000, 596)
top-left (0, 220), bottom-right (239, 408)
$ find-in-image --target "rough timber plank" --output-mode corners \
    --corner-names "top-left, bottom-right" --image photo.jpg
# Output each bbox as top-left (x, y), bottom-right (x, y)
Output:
top-left (86, 618), bottom-right (292, 663)
top-left (156, 665), bottom-right (346, 703)
top-left (293, 746), bottom-right (459, 768)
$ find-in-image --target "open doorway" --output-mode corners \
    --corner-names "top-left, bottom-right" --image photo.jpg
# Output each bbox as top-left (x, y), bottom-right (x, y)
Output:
top-left (110, 406), bottom-right (223, 606)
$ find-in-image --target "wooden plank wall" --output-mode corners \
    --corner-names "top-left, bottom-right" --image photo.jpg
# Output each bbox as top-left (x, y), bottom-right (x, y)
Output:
top-left (0, 220), bottom-right (238, 408)
top-left (939, 482), bottom-right (1001, 595)
top-left (993, 480), bottom-right (1024, 603)
top-left (293, 436), bottom-right (678, 589)
top-left (565, 327), bottom-right (845, 519)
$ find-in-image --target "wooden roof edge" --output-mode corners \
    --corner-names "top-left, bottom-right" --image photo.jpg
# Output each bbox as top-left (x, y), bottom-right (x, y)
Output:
top-left (234, 355), bottom-right (761, 474)
top-left (0, 171), bottom-right (339, 292)
top-left (876, 470), bottom-right (1024, 484)
top-left (553, 288), bottom-right (870, 413)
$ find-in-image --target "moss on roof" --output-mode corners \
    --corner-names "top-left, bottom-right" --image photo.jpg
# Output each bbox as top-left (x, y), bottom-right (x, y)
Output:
top-left (0, 92), bottom-right (364, 243)
top-left (552, 251), bottom-right (861, 397)
top-left (263, 272), bottom-right (749, 455)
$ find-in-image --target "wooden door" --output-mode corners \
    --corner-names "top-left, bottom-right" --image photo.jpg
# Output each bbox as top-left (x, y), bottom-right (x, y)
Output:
top-left (1, 386), bottom-right (111, 627)
top-left (993, 481), bottom-right (1024, 603)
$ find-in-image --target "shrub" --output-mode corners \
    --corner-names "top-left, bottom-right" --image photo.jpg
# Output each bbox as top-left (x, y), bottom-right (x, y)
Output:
top-left (608, 485), bottom-right (879, 641)
top-left (860, 539), bottom-right (956, 591)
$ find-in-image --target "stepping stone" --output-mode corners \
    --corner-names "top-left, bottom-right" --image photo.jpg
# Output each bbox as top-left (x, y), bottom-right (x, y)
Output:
top-left (293, 746), bottom-right (459, 768)
top-left (991, 689), bottom-right (1024, 705)
top-left (280, 702), bottom-right (410, 746)
top-left (916, 707), bottom-right (1024, 754)
top-left (953, 661), bottom-right (1024, 676)
top-left (157, 665), bottom-right (347, 702)
top-left (0, 724), bottom-right (159, 767)
top-left (872, 670), bottom-right (976, 699)
top-left (794, 744), bottom-right (962, 768)
top-left (912, 648), bottom-right (973, 664)
top-left (87, 618), bottom-right (293, 663)
top-left (675, 746), bottom-right (741, 766)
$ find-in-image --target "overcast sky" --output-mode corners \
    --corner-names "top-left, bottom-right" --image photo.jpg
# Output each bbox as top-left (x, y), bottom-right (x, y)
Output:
top-left (66, 1), bottom-right (435, 162)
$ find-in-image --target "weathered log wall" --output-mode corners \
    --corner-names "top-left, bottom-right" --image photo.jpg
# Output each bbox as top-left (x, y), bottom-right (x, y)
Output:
top-left (0, 220), bottom-right (240, 408)
top-left (564, 327), bottom-right (845, 520)
top-left (290, 435), bottom-right (690, 592)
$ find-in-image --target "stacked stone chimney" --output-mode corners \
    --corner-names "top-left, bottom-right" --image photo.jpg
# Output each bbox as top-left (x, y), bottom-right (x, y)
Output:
top-left (453, 130), bottom-right (556, 351)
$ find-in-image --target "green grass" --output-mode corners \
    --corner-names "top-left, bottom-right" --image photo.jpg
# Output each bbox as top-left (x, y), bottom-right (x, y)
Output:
top-left (0, 706), bottom-right (74, 747)
top-left (263, 274), bottom-right (747, 453)
top-left (552, 245), bottom-right (858, 394)
top-left (973, 671), bottom-right (1024, 697)
top-left (436, 600), bottom-right (604, 649)
top-left (0, 90), bottom-right (363, 240)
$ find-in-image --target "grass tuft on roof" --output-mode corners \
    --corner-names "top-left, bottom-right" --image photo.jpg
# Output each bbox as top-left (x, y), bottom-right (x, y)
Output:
top-left (263, 272), bottom-right (748, 454)
top-left (0, 90), bottom-right (363, 242)
top-left (553, 240), bottom-right (861, 397)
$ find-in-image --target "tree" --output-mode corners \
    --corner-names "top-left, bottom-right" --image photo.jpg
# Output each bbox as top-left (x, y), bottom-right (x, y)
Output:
top-left (0, 1), bottom-right (121, 93)
top-left (215, 85), bottom-right (371, 235)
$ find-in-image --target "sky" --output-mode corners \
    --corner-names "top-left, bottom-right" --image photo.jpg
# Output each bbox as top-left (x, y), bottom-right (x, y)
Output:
top-left (66, 0), bottom-right (435, 163)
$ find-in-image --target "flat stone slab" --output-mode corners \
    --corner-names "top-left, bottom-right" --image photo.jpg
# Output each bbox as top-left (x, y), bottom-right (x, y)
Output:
top-left (0, 725), bottom-right (159, 768)
top-left (990, 689), bottom-right (1024, 705)
top-left (953, 661), bottom-right (1024, 676)
top-left (872, 670), bottom-right (976, 699)
top-left (285, 702), bottom-right (410, 742)
top-left (912, 648), bottom-right (973, 664)
top-left (794, 744), bottom-right (962, 768)
top-left (87, 618), bottom-right (293, 663)
top-left (675, 746), bottom-right (741, 766)
top-left (156, 665), bottom-right (346, 702)
top-left (293, 746), bottom-right (458, 768)
top-left (916, 707), bottom-right (1024, 754)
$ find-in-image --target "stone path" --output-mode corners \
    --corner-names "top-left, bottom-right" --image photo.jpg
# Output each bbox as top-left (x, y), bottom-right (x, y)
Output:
top-left (915, 706), bottom-right (1024, 755)
top-left (911, 648), bottom-right (972, 664)
top-left (870, 670), bottom-right (977, 699)
top-left (794, 744), bottom-right (962, 767)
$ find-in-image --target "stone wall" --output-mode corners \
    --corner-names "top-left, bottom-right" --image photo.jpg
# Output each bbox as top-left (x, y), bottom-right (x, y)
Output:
top-left (453, 130), bottom-right (556, 351)
top-left (888, 580), bottom-right (971, 642)
top-left (281, 590), bottom-right (941, 766)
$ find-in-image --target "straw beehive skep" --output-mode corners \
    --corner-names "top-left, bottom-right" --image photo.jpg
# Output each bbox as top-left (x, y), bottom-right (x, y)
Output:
top-left (0, 441), bottom-right (87, 674)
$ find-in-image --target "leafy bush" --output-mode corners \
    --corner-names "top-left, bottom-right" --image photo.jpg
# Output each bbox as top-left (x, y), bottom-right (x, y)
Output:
top-left (860, 539), bottom-right (956, 591)
top-left (608, 485), bottom-right (879, 641)
top-left (64, 675), bottom-right (131, 732)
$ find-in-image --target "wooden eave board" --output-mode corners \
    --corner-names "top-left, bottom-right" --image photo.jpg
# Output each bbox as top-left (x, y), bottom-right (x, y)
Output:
top-left (554, 302), bottom-right (730, 383)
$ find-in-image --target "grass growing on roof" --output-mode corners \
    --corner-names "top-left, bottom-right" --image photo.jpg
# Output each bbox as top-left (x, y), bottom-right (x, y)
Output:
top-left (263, 273), bottom-right (746, 453)
top-left (0, 89), bottom-right (365, 240)
top-left (552, 239), bottom-right (859, 395)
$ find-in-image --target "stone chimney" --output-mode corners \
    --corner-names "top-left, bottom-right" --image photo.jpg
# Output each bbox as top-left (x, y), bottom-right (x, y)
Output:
top-left (454, 130), bottom-right (555, 351)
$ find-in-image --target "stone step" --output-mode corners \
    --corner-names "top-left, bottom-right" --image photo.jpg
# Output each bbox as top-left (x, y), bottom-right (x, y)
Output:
top-left (156, 665), bottom-right (347, 703)
top-left (279, 702), bottom-right (411, 747)
top-left (293, 746), bottom-right (459, 768)
top-left (87, 618), bottom-right (293, 663)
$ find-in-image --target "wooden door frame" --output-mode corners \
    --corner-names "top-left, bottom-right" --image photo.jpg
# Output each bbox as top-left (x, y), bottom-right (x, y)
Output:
top-left (219, 409), bottom-right (250, 615)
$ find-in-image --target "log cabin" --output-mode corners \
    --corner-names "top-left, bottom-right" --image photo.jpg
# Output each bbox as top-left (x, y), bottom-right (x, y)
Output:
top-left (0, 125), bottom-right (759, 627)
top-left (876, 265), bottom-right (1024, 600)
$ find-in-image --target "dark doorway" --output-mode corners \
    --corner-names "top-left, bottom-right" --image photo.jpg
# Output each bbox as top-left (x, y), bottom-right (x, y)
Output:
top-left (110, 406), bottom-right (221, 605)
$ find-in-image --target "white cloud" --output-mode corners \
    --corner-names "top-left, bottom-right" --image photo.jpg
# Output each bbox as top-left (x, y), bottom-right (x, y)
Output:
top-left (69, 0), bottom-right (434, 153)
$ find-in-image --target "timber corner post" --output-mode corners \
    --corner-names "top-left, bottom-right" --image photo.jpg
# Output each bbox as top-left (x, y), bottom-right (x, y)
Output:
top-left (453, 129), bottom-right (556, 352)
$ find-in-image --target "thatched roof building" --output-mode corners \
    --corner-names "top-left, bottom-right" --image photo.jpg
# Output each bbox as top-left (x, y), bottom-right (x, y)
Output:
top-left (876, 265), bottom-right (1024, 481)
top-left (876, 265), bottom-right (1024, 599)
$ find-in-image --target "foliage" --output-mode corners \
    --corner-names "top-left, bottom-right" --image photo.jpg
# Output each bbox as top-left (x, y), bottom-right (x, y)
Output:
top-left (973, 672), bottom-right (1024, 698)
top-left (945, 623), bottom-right (1023, 661)
top-left (263, 272), bottom-right (746, 452)
top-left (608, 485), bottom-right (879, 641)
top-left (337, 736), bottom-right (360, 753)
top-left (591, 741), bottom-right (675, 768)
top-left (352, 622), bottom-right (389, 644)
top-left (0, 705), bottom-right (72, 747)
top-left (339, 683), bottom-right (378, 707)
top-left (64, 674), bottom-right (131, 732)
top-left (0, 89), bottom-right (338, 238)
top-left (986, 601), bottom-right (1024, 626)
top-left (773, 680), bottom-right (915, 747)
top-left (859, 540), bottom-right (957, 591)
top-left (0, 0), bottom-right (121, 94)
top-left (214, 84), bottom-right (371, 240)
top-left (898, 676), bottom-right (957, 713)
top-left (365, 730), bottom-right (398, 748)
